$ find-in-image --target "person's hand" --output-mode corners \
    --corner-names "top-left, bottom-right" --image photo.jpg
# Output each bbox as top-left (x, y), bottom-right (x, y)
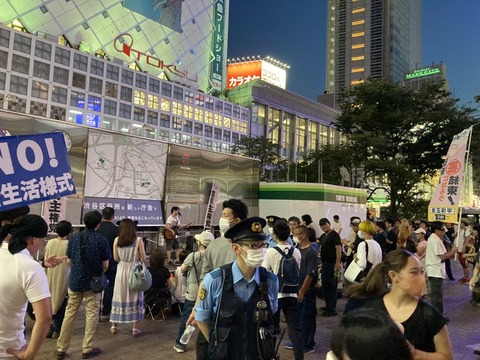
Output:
top-left (186, 308), bottom-right (197, 326)
top-left (7, 344), bottom-right (27, 359)
top-left (335, 262), bottom-right (341, 271)
top-left (297, 289), bottom-right (305, 303)
top-left (469, 278), bottom-right (475, 291)
top-left (43, 255), bottom-right (64, 268)
top-left (450, 245), bottom-right (458, 257)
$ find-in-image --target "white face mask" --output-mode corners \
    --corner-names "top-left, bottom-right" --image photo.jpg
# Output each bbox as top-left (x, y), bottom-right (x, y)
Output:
top-left (292, 236), bottom-right (300, 245)
top-left (240, 248), bottom-right (265, 268)
top-left (268, 227), bottom-right (274, 235)
top-left (357, 230), bottom-right (365, 239)
top-left (219, 217), bottom-right (230, 235)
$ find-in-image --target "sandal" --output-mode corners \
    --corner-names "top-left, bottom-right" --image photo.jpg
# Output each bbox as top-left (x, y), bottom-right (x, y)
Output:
top-left (132, 328), bottom-right (142, 337)
top-left (110, 326), bottom-right (117, 335)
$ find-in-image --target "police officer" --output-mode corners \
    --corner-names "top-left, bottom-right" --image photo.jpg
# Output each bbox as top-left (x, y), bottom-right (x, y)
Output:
top-left (195, 217), bottom-right (279, 360)
top-left (266, 216), bottom-right (293, 249)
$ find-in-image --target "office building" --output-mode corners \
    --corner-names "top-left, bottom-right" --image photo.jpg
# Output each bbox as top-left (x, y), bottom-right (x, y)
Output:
top-left (403, 62), bottom-right (449, 92)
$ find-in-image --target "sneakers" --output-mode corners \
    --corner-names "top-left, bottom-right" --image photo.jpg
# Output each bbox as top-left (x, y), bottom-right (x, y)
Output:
top-left (99, 315), bottom-right (110, 322)
top-left (460, 278), bottom-right (470, 284)
top-left (174, 343), bottom-right (186, 353)
top-left (304, 348), bottom-right (315, 354)
top-left (54, 350), bottom-right (66, 360)
top-left (284, 342), bottom-right (294, 350)
top-left (82, 347), bottom-right (102, 359)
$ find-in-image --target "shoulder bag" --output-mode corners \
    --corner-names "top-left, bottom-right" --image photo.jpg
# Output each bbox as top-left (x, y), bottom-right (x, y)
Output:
top-left (129, 238), bottom-right (153, 292)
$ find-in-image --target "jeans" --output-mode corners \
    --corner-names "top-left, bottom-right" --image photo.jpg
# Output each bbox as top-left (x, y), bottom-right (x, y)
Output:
top-left (276, 297), bottom-right (304, 360)
top-left (175, 299), bottom-right (195, 344)
top-left (56, 289), bottom-right (101, 353)
top-left (51, 297), bottom-right (68, 333)
top-left (101, 267), bottom-right (116, 316)
top-left (321, 262), bottom-right (338, 314)
top-left (299, 289), bottom-right (316, 350)
top-left (429, 276), bottom-right (444, 315)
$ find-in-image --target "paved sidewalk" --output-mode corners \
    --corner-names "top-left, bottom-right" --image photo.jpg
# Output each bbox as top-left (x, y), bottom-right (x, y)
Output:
top-left (30, 260), bottom-right (480, 359)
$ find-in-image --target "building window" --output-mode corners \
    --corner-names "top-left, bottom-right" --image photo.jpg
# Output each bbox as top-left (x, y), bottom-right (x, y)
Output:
top-left (233, 106), bottom-right (241, 118)
top-left (351, 79), bottom-right (364, 85)
top-left (0, 71), bottom-right (4, 90)
top-left (33, 61), bottom-right (50, 80)
top-left (351, 55), bottom-right (365, 61)
top-left (205, 111), bottom-right (213, 124)
top-left (184, 90), bottom-right (194, 103)
top-left (214, 128), bottom-right (222, 140)
top-left (241, 108), bottom-right (249, 120)
top-left (134, 90), bottom-right (146, 105)
top-left (160, 113), bottom-right (170, 128)
top-left (351, 67), bottom-right (364, 73)
top-left (159, 129), bottom-right (169, 141)
top-left (53, 66), bottom-right (69, 85)
top-left (194, 122), bottom-right (203, 136)
top-left (223, 130), bottom-right (230, 142)
top-left (205, 97), bottom-right (214, 110)
top-left (204, 139), bottom-right (212, 149)
top-left (31, 81), bottom-right (49, 100)
top-left (194, 108), bottom-right (204, 122)
top-left (90, 59), bottom-right (104, 76)
top-left (135, 73), bottom-right (147, 89)
top-left (351, 43), bottom-right (365, 49)
top-left (106, 64), bottom-right (119, 81)
top-left (352, 32), bottom-right (365, 38)
top-left (213, 142), bottom-right (221, 152)
top-left (173, 116), bottom-right (182, 130)
top-left (54, 47), bottom-right (70, 66)
top-left (70, 91), bottom-right (85, 108)
top-left (147, 110), bottom-right (158, 125)
top-left (13, 33), bottom-right (32, 54)
top-left (72, 72), bottom-right (86, 89)
top-left (172, 101), bottom-right (182, 116)
top-left (89, 77), bottom-right (103, 94)
top-left (352, 19), bottom-right (365, 26)
top-left (352, 7), bottom-right (365, 14)
top-left (0, 50), bottom-right (7, 69)
top-left (161, 82), bottom-right (172, 97)
top-left (214, 114), bottom-right (222, 127)
top-left (30, 100), bottom-right (47, 117)
top-left (121, 69), bottom-right (134, 85)
top-left (35, 40), bottom-right (51, 60)
top-left (195, 94), bottom-right (204, 107)
top-left (240, 121), bottom-right (247, 134)
top-left (232, 132), bottom-right (240, 143)
top-left (120, 86), bottom-right (133, 102)
top-left (133, 106), bottom-right (145, 122)
top-left (184, 105), bottom-right (194, 119)
top-left (204, 125), bottom-right (213, 138)
top-left (232, 119), bottom-right (240, 131)
top-left (149, 78), bottom-right (160, 93)
top-left (104, 99), bottom-right (117, 115)
top-left (88, 95), bottom-right (101, 112)
top-left (105, 81), bottom-right (118, 98)
top-left (51, 86), bottom-right (68, 104)
top-left (148, 94), bottom-right (158, 109)
top-left (50, 105), bottom-right (66, 121)
top-left (119, 103), bottom-right (131, 119)
top-left (183, 120), bottom-right (193, 133)
top-left (173, 86), bottom-right (183, 100)
top-left (215, 100), bottom-right (223, 113)
top-left (11, 55), bottom-right (30, 75)
top-left (73, 53), bottom-right (88, 71)
top-left (224, 103), bottom-right (232, 115)
top-left (223, 117), bottom-right (231, 129)
top-left (0, 28), bottom-right (10, 48)
top-left (161, 98), bottom-right (171, 112)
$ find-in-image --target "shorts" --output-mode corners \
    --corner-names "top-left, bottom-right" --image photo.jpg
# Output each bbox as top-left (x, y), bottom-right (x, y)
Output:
top-left (166, 237), bottom-right (179, 251)
top-left (458, 252), bottom-right (468, 269)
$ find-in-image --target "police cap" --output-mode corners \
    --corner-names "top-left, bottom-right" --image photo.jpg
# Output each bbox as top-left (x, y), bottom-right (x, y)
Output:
top-left (225, 216), bottom-right (267, 243)
top-left (266, 215), bottom-right (282, 226)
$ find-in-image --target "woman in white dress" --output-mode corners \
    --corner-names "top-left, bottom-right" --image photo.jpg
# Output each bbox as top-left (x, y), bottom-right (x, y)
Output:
top-left (110, 219), bottom-right (147, 336)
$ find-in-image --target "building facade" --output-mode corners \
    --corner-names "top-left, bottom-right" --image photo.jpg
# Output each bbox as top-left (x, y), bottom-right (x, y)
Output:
top-left (403, 62), bottom-right (449, 92)
top-left (325, 0), bottom-right (422, 95)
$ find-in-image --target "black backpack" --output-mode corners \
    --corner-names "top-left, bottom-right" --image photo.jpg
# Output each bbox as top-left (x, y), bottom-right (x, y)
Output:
top-left (273, 246), bottom-right (300, 293)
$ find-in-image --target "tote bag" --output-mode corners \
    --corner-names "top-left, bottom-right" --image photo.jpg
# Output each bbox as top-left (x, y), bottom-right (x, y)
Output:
top-left (128, 238), bottom-right (152, 292)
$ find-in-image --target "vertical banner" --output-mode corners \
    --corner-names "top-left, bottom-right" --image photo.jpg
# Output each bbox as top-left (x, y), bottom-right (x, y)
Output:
top-left (210, 0), bottom-right (225, 91)
top-left (42, 197), bottom-right (67, 234)
top-left (204, 181), bottom-right (220, 230)
top-left (428, 127), bottom-right (472, 223)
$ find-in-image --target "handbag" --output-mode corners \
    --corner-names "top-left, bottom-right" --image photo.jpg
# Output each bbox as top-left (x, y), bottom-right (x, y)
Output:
top-left (128, 238), bottom-right (152, 292)
top-left (344, 241), bottom-right (371, 283)
top-left (80, 232), bottom-right (109, 293)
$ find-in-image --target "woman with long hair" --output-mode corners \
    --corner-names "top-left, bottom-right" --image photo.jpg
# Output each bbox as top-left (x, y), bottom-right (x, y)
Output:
top-left (110, 219), bottom-right (147, 336)
top-left (346, 249), bottom-right (453, 359)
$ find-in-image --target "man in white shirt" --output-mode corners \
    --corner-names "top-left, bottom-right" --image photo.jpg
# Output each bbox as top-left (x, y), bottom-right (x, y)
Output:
top-left (331, 215), bottom-right (343, 236)
top-left (262, 221), bottom-right (304, 359)
top-left (425, 221), bottom-right (457, 316)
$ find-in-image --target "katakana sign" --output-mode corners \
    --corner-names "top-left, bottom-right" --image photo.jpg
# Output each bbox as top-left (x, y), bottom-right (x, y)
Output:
top-left (210, 0), bottom-right (225, 91)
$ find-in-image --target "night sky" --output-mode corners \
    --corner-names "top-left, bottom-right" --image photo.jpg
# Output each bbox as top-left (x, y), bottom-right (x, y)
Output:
top-left (228, 0), bottom-right (480, 107)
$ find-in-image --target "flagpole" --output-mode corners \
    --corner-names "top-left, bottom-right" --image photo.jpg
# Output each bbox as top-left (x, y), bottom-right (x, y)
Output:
top-left (457, 126), bottom-right (474, 223)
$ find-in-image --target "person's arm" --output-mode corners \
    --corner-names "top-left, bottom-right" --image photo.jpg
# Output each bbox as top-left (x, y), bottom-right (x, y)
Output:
top-left (113, 238), bottom-right (120, 262)
top-left (138, 238), bottom-right (147, 262)
top-left (438, 245), bottom-right (457, 261)
top-left (469, 264), bottom-right (480, 290)
top-left (7, 298), bottom-right (51, 360)
top-left (356, 242), bottom-right (367, 269)
top-left (335, 244), bottom-right (342, 270)
top-left (197, 321), bottom-right (211, 342)
top-left (298, 275), bottom-right (313, 303)
top-left (412, 326), bottom-right (452, 360)
top-left (102, 259), bottom-right (109, 273)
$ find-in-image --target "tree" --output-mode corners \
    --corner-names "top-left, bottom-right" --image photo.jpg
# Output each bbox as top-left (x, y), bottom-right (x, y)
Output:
top-left (231, 136), bottom-right (286, 181)
top-left (336, 78), bottom-right (477, 217)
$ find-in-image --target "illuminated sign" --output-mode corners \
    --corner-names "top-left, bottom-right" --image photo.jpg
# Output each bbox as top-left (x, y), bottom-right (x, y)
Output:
top-left (210, 0), bottom-right (225, 91)
top-left (227, 60), bottom-right (287, 90)
top-left (114, 34), bottom-right (197, 82)
top-left (405, 67), bottom-right (441, 80)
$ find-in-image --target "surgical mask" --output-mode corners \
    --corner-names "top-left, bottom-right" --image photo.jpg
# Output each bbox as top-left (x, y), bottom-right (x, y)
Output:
top-left (292, 236), bottom-right (300, 245)
top-left (357, 230), bottom-right (365, 239)
top-left (219, 217), bottom-right (230, 235)
top-left (240, 248), bottom-right (265, 268)
top-left (268, 227), bottom-right (274, 235)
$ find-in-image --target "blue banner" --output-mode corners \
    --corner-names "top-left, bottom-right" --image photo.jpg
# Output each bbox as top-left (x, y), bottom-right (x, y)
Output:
top-left (0, 132), bottom-right (76, 210)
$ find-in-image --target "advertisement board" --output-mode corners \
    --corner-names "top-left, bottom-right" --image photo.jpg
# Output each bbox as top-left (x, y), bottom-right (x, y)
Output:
top-left (227, 60), bottom-right (287, 90)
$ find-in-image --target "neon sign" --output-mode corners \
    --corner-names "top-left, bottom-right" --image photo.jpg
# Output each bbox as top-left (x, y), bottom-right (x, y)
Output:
top-left (114, 34), bottom-right (197, 82)
top-left (405, 67), bottom-right (441, 80)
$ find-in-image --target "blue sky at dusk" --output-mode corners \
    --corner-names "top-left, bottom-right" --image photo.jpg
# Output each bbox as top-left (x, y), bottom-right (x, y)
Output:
top-left (228, 0), bottom-right (480, 107)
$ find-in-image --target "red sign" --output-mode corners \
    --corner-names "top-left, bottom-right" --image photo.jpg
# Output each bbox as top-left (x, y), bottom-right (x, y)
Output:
top-left (227, 61), bottom-right (262, 89)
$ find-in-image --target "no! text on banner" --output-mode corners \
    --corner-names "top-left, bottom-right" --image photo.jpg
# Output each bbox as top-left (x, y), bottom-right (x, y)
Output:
top-left (0, 132), bottom-right (76, 211)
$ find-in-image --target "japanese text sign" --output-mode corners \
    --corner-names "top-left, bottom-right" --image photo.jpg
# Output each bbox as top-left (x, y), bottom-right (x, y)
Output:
top-left (0, 132), bottom-right (76, 211)
top-left (210, 0), bottom-right (225, 91)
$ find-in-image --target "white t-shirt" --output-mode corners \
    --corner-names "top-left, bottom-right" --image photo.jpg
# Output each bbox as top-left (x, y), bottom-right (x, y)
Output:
top-left (425, 233), bottom-right (447, 279)
top-left (332, 221), bottom-right (343, 235)
top-left (455, 226), bottom-right (472, 252)
top-left (262, 244), bottom-right (301, 298)
top-left (0, 242), bottom-right (50, 357)
top-left (166, 215), bottom-right (180, 228)
top-left (356, 240), bottom-right (382, 271)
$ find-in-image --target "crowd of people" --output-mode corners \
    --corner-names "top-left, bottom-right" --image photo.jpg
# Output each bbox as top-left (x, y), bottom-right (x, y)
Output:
top-left (1, 201), bottom-right (479, 359)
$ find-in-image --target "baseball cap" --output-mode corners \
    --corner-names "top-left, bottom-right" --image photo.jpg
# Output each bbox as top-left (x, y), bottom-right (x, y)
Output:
top-left (414, 228), bottom-right (426, 234)
top-left (194, 231), bottom-right (215, 247)
top-left (351, 219), bottom-right (361, 226)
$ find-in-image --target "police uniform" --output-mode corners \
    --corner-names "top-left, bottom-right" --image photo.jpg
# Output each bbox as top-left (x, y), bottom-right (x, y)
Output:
top-left (266, 215), bottom-right (293, 248)
top-left (195, 217), bottom-right (279, 360)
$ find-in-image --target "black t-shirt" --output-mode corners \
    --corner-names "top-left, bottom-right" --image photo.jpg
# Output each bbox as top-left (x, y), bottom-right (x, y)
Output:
top-left (319, 230), bottom-right (341, 263)
top-left (97, 221), bottom-right (119, 254)
top-left (299, 245), bottom-right (318, 289)
top-left (148, 266), bottom-right (171, 290)
top-left (364, 296), bottom-right (446, 353)
top-left (386, 228), bottom-right (397, 253)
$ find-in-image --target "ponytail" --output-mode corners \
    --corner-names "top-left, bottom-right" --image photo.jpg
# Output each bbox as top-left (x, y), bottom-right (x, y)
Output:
top-left (346, 262), bottom-right (390, 298)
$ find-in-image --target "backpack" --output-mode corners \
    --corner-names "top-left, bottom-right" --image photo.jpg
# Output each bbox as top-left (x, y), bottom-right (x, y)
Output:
top-left (273, 246), bottom-right (300, 293)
